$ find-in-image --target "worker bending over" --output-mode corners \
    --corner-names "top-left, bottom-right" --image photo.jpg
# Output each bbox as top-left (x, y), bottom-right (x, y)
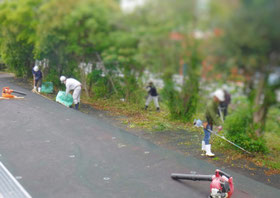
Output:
top-left (32, 65), bottom-right (43, 93)
top-left (202, 89), bottom-right (224, 157)
top-left (60, 76), bottom-right (82, 110)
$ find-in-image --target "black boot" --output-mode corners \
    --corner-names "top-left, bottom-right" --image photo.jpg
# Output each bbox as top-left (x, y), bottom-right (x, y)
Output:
top-left (156, 107), bottom-right (160, 112)
top-left (75, 103), bottom-right (79, 110)
top-left (145, 105), bottom-right (148, 110)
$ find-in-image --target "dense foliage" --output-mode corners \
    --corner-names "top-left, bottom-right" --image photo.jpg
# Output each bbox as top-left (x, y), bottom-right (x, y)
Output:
top-left (224, 105), bottom-right (268, 153)
top-left (217, 0), bottom-right (280, 136)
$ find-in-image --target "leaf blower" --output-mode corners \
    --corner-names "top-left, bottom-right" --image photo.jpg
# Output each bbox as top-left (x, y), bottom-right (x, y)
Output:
top-left (171, 169), bottom-right (234, 198)
top-left (2, 87), bottom-right (26, 98)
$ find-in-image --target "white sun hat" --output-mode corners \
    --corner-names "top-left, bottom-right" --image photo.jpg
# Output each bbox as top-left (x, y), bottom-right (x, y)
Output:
top-left (33, 65), bottom-right (39, 72)
top-left (213, 89), bottom-right (225, 102)
top-left (60, 76), bottom-right (66, 83)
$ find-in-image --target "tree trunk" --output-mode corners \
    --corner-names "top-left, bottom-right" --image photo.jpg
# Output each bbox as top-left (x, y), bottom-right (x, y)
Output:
top-left (81, 72), bottom-right (89, 98)
top-left (95, 53), bottom-right (118, 94)
top-left (253, 104), bottom-right (268, 137)
top-left (252, 73), bottom-right (269, 137)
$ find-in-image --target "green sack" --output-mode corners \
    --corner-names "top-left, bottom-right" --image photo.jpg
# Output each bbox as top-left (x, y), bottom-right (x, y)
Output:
top-left (41, 82), bottom-right (53, 93)
top-left (56, 91), bottom-right (73, 107)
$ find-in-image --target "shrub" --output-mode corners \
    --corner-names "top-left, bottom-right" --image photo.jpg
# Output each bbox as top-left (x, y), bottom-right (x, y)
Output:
top-left (88, 70), bottom-right (114, 98)
top-left (265, 107), bottom-right (280, 136)
top-left (44, 68), bottom-right (61, 88)
top-left (88, 69), bottom-right (145, 105)
top-left (162, 75), bottom-right (199, 122)
top-left (224, 105), bottom-right (268, 153)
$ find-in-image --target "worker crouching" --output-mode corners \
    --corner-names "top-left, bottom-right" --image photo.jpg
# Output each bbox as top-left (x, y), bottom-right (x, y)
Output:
top-left (60, 76), bottom-right (82, 110)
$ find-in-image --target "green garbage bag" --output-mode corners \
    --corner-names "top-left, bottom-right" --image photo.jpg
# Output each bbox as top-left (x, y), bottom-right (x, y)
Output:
top-left (41, 82), bottom-right (53, 93)
top-left (56, 91), bottom-right (73, 107)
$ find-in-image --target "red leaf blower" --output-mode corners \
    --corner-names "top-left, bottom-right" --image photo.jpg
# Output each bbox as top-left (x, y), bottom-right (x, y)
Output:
top-left (171, 169), bottom-right (234, 198)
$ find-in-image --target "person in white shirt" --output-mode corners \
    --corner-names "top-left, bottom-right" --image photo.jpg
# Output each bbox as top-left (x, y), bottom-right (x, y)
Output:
top-left (60, 76), bottom-right (82, 110)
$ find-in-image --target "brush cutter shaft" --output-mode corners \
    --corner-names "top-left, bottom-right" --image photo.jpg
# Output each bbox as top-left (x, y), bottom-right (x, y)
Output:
top-left (171, 173), bottom-right (212, 181)
top-left (194, 119), bottom-right (252, 155)
top-left (207, 128), bottom-right (251, 154)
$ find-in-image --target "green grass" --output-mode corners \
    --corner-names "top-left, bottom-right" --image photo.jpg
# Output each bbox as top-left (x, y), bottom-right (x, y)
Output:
top-left (83, 97), bottom-right (190, 132)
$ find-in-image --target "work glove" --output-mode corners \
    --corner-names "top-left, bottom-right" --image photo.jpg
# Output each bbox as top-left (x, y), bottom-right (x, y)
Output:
top-left (218, 126), bottom-right (223, 132)
top-left (203, 122), bottom-right (208, 129)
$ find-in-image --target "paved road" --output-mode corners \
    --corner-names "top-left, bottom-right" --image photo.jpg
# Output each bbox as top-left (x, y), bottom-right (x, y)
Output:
top-left (0, 73), bottom-right (279, 198)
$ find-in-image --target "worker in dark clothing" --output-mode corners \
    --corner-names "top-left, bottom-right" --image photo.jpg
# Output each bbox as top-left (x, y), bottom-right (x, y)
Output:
top-left (32, 65), bottom-right (43, 93)
top-left (219, 89), bottom-right (231, 120)
top-left (202, 89), bottom-right (225, 157)
top-left (145, 82), bottom-right (160, 111)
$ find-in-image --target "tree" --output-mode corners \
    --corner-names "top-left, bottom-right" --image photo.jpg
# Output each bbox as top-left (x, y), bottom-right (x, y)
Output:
top-left (101, 30), bottom-right (142, 102)
top-left (35, 0), bottom-right (119, 88)
top-left (126, 0), bottom-right (196, 73)
top-left (130, 0), bottom-right (201, 121)
top-left (220, 0), bottom-right (280, 136)
top-left (0, 0), bottom-right (42, 77)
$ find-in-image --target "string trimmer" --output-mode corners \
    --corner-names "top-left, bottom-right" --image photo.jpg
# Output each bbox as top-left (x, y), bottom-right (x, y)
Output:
top-left (194, 119), bottom-right (252, 155)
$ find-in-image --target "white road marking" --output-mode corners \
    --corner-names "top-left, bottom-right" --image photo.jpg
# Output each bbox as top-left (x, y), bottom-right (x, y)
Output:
top-left (0, 162), bottom-right (32, 198)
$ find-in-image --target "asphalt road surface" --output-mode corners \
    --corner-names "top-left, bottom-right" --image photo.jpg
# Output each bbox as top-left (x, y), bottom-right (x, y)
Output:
top-left (0, 73), bottom-right (279, 198)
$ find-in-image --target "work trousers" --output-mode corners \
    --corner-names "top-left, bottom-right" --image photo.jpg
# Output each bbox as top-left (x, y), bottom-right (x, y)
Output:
top-left (204, 124), bottom-right (213, 145)
top-left (145, 95), bottom-right (159, 108)
top-left (73, 86), bottom-right (81, 104)
top-left (35, 78), bottom-right (42, 88)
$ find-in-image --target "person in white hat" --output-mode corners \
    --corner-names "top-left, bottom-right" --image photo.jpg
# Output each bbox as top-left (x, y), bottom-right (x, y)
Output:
top-left (32, 65), bottom-right (43, 92)
top-left (202, 89), bottom-right (225, 157)
top-left (60, 76), bottom-right (82, 110)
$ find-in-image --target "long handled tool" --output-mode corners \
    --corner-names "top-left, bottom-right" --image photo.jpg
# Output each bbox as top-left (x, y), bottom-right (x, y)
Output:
top-left (194, 119), bottom-right (252, 155)
top-left (171, 169), bottom-right (234, 198)
top-left (218, 106), bottom-right (224, 123)
top-left (11, 90), bottom-right (26, 95)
